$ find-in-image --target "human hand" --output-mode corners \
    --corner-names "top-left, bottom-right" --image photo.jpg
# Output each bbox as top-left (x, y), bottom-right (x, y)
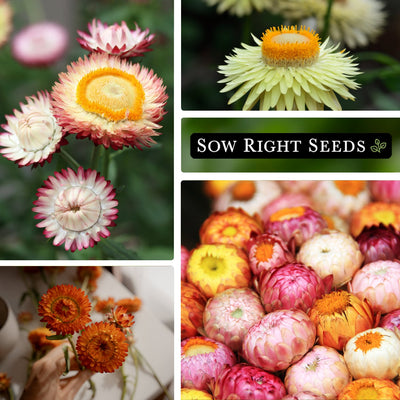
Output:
top-left (20, 345), bottom-right (94, 400)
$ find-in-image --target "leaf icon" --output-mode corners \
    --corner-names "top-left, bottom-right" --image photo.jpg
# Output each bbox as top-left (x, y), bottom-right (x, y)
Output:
top-left (379, 142), bottom-right (387, 150)
top-left (370, 145), bottom-right (379, 153)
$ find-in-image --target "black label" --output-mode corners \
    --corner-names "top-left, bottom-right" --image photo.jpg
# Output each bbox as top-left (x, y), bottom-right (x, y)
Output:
top-left (190, 133), bottom-right (392, 159)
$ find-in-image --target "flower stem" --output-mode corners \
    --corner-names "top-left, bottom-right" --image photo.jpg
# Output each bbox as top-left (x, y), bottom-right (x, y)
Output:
top-left (120, 363), bottom-right (128, 400)
top-left (129, 347), bottom-right (140, 400)
top-left (22, 0), bottom-right (45, 24)
top-left (60, 148), bottom-right (81, 170)
top-left (322, 0), bottom-right (334, 41)
top-left (90, 145), bottom-right (104, 171)
top-left (131, 345), bottom-right (172, 400)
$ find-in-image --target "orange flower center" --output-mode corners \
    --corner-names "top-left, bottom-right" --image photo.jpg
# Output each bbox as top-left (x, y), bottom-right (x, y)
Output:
top-left (334, 181), bottom-right (366, 196)
top-left (222, 225), bottom-right (238, 237)
top-left (261, 26), bottom-right (320, 67)
top-left (255, 242), bottom-right (274, 261)
top-left (231, 181), bottom-right (256, 201)
top-left (355, 331), bottom-right (383, 353)
top-left (76, 67), bottom-right (145, 122)
top-left (270, 206), bottom-right (306, 222)
top-left (314, 291), bottom-right (349, 315)
top-left (183, 338), bottom-right (218, 356)
top-left (87, 332), bottom-right (117, 362)
top-left (52, 297), bottom-right (80, 323)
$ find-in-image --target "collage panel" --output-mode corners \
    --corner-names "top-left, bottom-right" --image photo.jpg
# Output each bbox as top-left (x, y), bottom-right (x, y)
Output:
top-left (0, 0), bottom-right (173, 261)
top-left (181, 179), bottom-right (400, 399)
top-left (182, 0), bottom-right (400, 111)
top-left (0, 265), bottom-right (174, 399)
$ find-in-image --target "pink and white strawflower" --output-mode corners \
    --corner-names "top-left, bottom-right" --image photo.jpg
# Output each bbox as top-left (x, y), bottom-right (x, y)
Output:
top-left (12, 22), bottom-right (69, 67)
top-left (282, 392), bottom-right (328, 400)
top-left (33, 167), bottom-right (118, 252)
top-left (211, 363), bottom-right (287, 400)
top-left (181, 336), bottom-right (236, 392)
top-left (285, 345), bottom-right (351, 399)
top-left (203, 287), bottom-right (265, 352)
top-left (370, 180), bottom-right (400, 203)
top-left (51, 53), bottom-right (167, 150)
top-left (348, 259), bottom-right (400, 314)
top-left (77, 19), bottom-right (155, 58)
top-left (258, 262), bottom-right (332, 313)
top-left (297, 230), bottom-right (363, 288)
top-left (242, 309), bottom-right (316, 372)
top-left (0, 91), bottom-right (66, 166)
top-left (379, 309), bottom-right (400, 332)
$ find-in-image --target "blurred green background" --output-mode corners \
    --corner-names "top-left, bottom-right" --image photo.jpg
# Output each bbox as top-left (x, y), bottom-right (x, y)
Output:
top-left (182, 0), bottom-right (400, 110)
top-left (0, 0), bottom-right (173, 260)
top-left (182, 118), bottom-right (400, 172)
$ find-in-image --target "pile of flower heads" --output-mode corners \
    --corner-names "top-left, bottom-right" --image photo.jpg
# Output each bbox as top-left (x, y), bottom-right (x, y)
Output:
top-left (181, 180), bottom-right (400, 400)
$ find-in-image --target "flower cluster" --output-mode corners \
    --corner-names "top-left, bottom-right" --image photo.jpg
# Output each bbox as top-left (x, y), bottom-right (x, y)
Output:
top-left (0, 17), bottom-right (167, 253)
top-left (181, 180), bottom-right (400, 399)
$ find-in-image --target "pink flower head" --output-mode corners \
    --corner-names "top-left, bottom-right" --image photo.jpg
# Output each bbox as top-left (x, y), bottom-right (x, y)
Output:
top-left (265, 206), bottom-right (328, 248)
top-left (242, 309), bottom-right (316, 372)
top-left (181, 245), bottom-right (190, 281)
top-left (379, 309), bottom-right (400, 332)
top-left (246, 233), bottom-right (295, 277)
top-left (0, 91), bottom-right (67, 166)
top-left (33, 167), bottom-right (118, 252)
top-left (211, 363), bottom-right (287, 400)
top-left (356, 224), bottom-right (400, 264)
top-left (12, 22), bottom-right (69, 67)
top-left (51, 53), bottom-right (167, 150)
top-left (282, 392), bottom-right (328, 400)
top-left (181, 336), bottom-right (236, 392)
top-left (370, 181), bottom-right (400, 203)
top-left (77, 19), bottom-right (155, 58)
top-left (258, 262), bottom-right (332, 313)
top-left (349, 260), bottom-right (400, 314)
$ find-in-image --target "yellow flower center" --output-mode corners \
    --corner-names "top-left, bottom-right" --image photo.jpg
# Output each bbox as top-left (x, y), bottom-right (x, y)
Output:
top-left (261, 26), bottom-right (320, 68)
top-left (334, 181), bottom-right (366, 196)
top-left (183, 338), bottom-right (218, 356)
top-left (270, 206), bottom-right (306, 222)
top-left (76, 67), bottom-right (145, 122)
top-left (222, 225), bottom-right (238, 237)
top-left (355, 331), bottom-right (383, 353)
top-left (231, 181), bottom-right (256, 201)
top-left (372, 210), bottom-right (395, 225)
top-left (255, 242), bottom-right (274, 261)
top-left (200, 256), bottom-right (227, 275)
top-left (354, 386), bottom-right (380, 400)
top-left (314, 291), bottom-right (350, 315)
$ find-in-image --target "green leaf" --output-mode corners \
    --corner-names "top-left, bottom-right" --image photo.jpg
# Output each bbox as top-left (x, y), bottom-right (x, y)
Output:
top-left (380, 142), bottom-right (387, 150)
top-left (100, 239), bottom-right (139, 260)
top-left (46, 334), bottom-right (67, 340)
top-left (370, 145), bottom-right (379, 153)
top-left (375, 138), bottom-right (380, 145)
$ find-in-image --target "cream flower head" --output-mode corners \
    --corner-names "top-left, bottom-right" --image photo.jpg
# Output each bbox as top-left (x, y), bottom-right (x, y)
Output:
top-left (218, 25), bottom-right (361, 110)
top-left (277, 0), bottom-right (386, 48)
top-left (204, 0), bottom-right (275, 17)
top-left (0, 0), bottom-right (12, 48)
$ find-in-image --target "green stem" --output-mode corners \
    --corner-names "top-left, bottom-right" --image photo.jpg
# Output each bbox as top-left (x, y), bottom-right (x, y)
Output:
top-left (90, 145), bottom-right (104, 171)
top-left (321, 0), bottom-right (334, 41)
top-left (8, 386), bottom-right (14, 400)
top-left (131, 345), bottom-right (172, 400)
top-left (102, 148), bottom-right (110, 179)
top-left (120, 363), bottom-right (128, 400)
top-left (129, 347), bottom-right (140, 400)
top-left (22, 0), bottom-right (45, 24)
top-left (60, 148), bottom-right (81, 170)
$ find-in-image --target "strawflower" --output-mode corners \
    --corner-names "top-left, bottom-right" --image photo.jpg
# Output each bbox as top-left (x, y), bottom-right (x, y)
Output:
top-left (308, 290), bottom-right (374, 350)
top-left (181, 388), bottom-right (213, 400)
top-left (343, 327), bottom-right (400, 380)
top-left (370, 180), bottom-right (400, 203)
top-left (38, 284), bottom-right (92, 335)
top-left (181, 336), bottom-right (236, 391)
top-left (51, 53), bottom-right (167, 150)
top-left (186, 243), bottom-right (251, 298)
top-left (76, 266), bottom-right (102, 291)
top-left (0, 373), bottom-right (11, 392)
top-left (94, 296), bottom-right (115, 313)
top-left (107, 305), bottom-right (135, 328)
top-left (181, 245), bottom-right (190, 281)
top-left (0, 0), bottom-right (12, 48)
top-left (282, 392), bottom-right (328, 400)
top-left (204, 0), bottom-right (275, 17)
top-left (379, 309), bottom-right (400, 332)
top-left (33, 167), bottom-right (118, 252)
top-left (200, 207), bottom-right (263, 249)
top-left (277, 0), bottom-right (386, 49)
top-left (0, 91), bottom-right (66, 167)
top-left (28, 327), bottom-right (65, 353)
top-left (350, 202), bottom-right (400, 237)
top-left (218, 25), bottom-right (360, 110)
top-left (338, 378), bottom-right (400, 400)
top-left (77, 19), bottom-right (155, 58)
top-left (203, 180), bottom-right (235, 198)
top-left (12, 22), bottom-right (69, 67)
top-left (116, 297), bottom-right (142, 313)
top-left (77, 321), bottom-right (129, 373)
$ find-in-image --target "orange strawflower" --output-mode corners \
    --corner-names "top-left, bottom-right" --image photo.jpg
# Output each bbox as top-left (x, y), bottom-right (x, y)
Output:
top-left (308, 290), bottom-right (374, 351)
top-left (18, 311), bottom-right (33, 324)
top-left (28, 327), bottom-right (65, 353)
top-left (77, 321), bottom-right (129, 373)
top-left (200, 207), bottom-right (263, 249)
top-left (108, 306), bottom-right (135, 328)
top-left (0, 373), bottom-right (11, 391)
top-left (76, 266), bottom-right (103, 291)
top-left (38, 284), bottom-right (92, 335)
top-left (204, 180), bottom-right (235, 198)
top-left (116, 297), bottom-right (142, 313)
top-left (351, 202), bottom-right (400, 237)
top-left (338, 378), bottom-right (400, 400)
top-left (94, 297), bottom-right (116, 313)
